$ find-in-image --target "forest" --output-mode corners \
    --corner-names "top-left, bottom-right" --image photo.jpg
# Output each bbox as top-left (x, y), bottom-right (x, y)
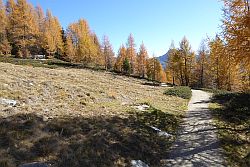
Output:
top-left (0, 0), bottom-right (249, 91)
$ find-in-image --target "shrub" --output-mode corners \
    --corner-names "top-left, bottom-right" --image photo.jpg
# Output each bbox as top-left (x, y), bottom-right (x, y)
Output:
top-left (164, 86), bottom-right (192, 99)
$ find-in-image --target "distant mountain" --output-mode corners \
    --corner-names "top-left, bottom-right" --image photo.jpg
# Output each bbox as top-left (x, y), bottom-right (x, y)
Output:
top-left (157, 52), bottom-right (169, 69)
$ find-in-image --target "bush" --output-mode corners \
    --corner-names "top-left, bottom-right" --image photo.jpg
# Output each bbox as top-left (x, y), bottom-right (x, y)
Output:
top-left (164, 86), bottom-right (192, 99)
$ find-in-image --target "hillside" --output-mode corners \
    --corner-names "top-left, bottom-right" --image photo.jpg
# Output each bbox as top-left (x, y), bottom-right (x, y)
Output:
top-left (0, 62), bottom-right (187, 167)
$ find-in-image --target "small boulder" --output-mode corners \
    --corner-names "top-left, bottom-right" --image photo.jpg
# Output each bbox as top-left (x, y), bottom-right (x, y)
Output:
top-left (0, 98), bottom-right (18, 107)
top-left (131, 160), bottom-right (149, 167)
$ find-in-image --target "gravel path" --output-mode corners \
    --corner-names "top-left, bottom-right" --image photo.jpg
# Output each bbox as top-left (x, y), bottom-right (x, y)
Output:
top-left (162, 90), bottom-right (226, 167)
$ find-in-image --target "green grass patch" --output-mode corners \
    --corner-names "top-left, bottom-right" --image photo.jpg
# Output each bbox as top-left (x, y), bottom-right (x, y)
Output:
top-left (210, 92), bottom-right (250, 167)
top-left (164, 86), bottom-right (192, 99)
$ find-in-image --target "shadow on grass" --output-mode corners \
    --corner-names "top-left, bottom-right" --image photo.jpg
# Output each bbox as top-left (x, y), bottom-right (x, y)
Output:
top-left (211, 92), bottom-right (250, 167)
top-left (0, 107), bottom-right (181, 167)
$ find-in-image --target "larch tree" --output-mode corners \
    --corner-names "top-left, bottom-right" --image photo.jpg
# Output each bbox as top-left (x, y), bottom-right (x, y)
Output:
top-left (91, 32), bottom-right (103, 66)
top-left (147, 56), bottom-right (165, 82)
top-left (195, 40), bottom-right (209, 88)
top-left (115, 45), bottom-right (127, 72)
top-left (34, 5), bottom-right (45, 54)
top-left (222, 0), bottom-right (250, 91)
top-left (65, 35), bottom-right (75, 62)
top-left (178, 37), bottom-right (195, 86)
top-left (126, 33), bottom-right (137, 75)
top-left (0, 0), bottom-right (11, 55)
top-left (101, 35), bottom-right (115, 70)
top-left (209, 36), bottom-right (229, 90)
top-left (8, 0), bottom-right (39, 58)
top-left (43, 10), bottom-right (64, 58)
top-left (67, 19), bottom-right (98, 64)
top-left (137, 42), bottom-right (148, 78)
top-left (165, 41), bottom-right (179, 85)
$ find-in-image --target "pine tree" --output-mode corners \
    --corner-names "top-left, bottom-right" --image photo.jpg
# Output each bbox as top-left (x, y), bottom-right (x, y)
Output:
top-left (123, 57), bottom-right (131, 75)
top-left (0, 0), bottom-right (11, 55)
top-left (137, 42), bottom-right (148, 78)
top-left (126, 33), bottom-right (137, 74)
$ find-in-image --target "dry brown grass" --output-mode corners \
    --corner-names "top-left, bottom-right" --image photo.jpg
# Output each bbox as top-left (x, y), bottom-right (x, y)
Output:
top-left (0, 62), bottom-right (186, 118)
top-left (0, 62), bottom-right (187, 167)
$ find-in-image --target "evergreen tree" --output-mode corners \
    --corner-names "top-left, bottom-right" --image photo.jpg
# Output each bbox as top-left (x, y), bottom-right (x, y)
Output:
top-left (123, 57), bottom-right (131, 75)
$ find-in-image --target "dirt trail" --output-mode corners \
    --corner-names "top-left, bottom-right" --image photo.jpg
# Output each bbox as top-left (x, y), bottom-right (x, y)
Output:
top-left (162, 90), bottom-right (226, 167)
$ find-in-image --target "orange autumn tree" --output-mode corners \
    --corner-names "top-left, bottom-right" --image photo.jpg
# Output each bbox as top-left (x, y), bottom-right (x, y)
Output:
top-left (126, 33), bottom-right (137, 75)
top-left (8, 0), bottom-right (39, 57)
top-left (0, 0), bottom-right (11, 55)
top-left (222, 0), bottom-right (250, 90)
top-left (137, 42), bottom-right (149, 78)
top-left (115, 45), bottom-right (127, 72)
top-left (43, 10), bottom-right (64, 58)
top-left (147, 56), bottom-right (166, 82)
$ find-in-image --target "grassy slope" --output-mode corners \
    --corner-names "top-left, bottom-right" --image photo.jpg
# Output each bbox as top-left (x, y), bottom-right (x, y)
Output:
top-left (210, 92), bottom-right (250, 167)
top-left (0, 62), bottom-right (187, 167)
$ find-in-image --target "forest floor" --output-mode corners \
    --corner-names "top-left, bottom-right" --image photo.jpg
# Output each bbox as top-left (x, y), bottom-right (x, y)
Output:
top-left (0, 62), bottom-right (188, 167)
top-left (162, 90), bottom-right (227, 166)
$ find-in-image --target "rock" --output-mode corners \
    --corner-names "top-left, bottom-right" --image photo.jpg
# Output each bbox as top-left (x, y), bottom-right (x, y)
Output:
top-left (150, 126), bottom-right (172, 138)
top-left (19, 162), bottom-right (49, 167)
top-left (131, 160), bottom-right (149, 167)
top-left (0, 98), bottom-right (18, 107)
top-left (160, 83), bottom-right (169, 87)
top-left (135, 104), bottom-right (150, 111)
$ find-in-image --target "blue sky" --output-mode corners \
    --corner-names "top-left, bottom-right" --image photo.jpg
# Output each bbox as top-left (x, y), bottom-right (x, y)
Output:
top-left (10, 0), bottom-right (224, 56)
